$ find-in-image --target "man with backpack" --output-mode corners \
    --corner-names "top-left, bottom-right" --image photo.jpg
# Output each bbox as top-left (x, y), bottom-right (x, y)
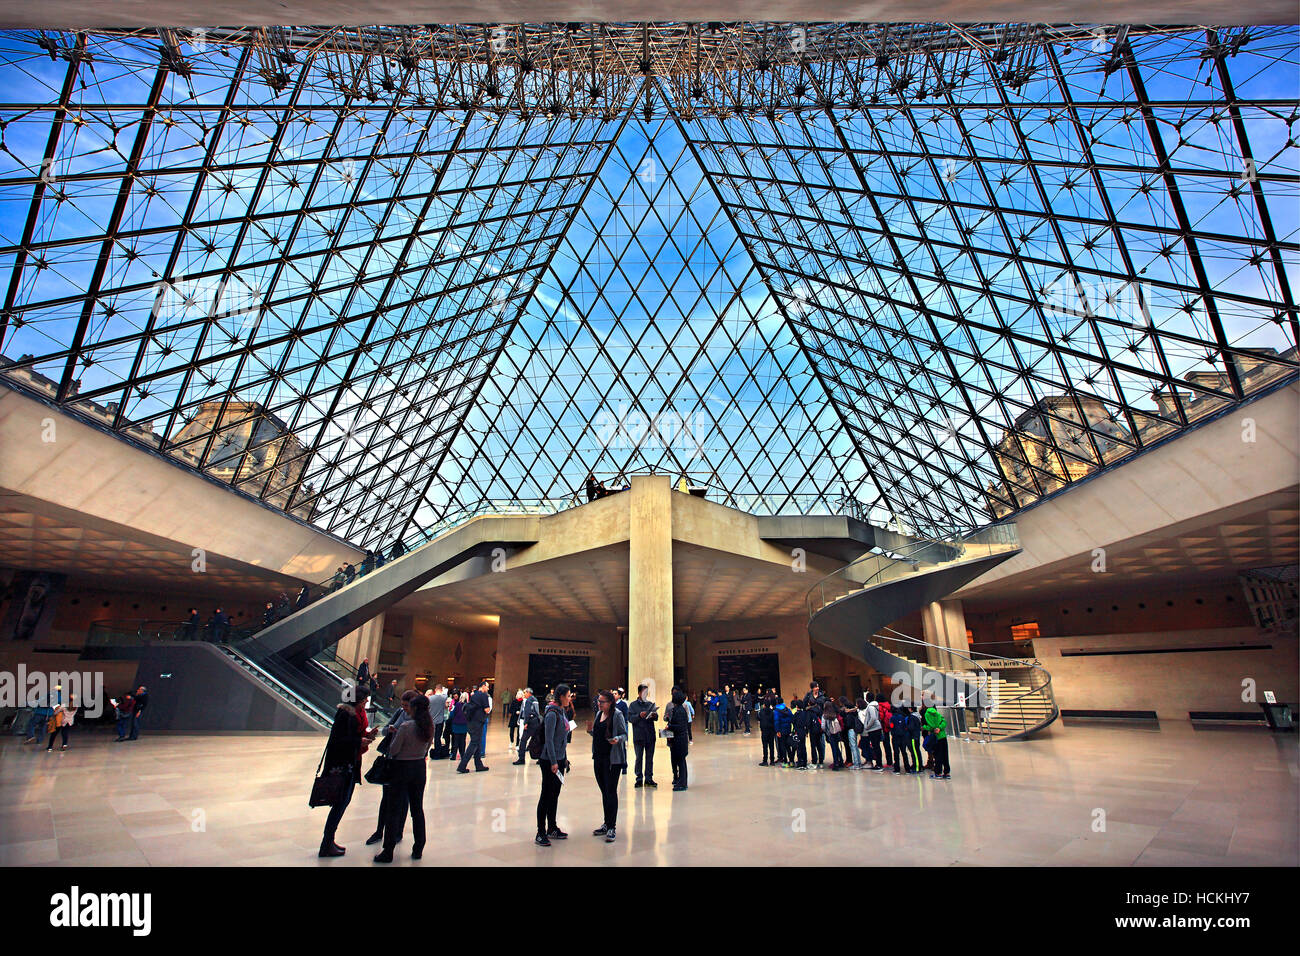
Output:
top-left (891, 704), bottom-right (915, 774)
top-left (456, 680), bottom-right (492, 773)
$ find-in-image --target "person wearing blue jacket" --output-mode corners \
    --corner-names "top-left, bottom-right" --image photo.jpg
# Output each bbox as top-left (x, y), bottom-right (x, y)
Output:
top-left (891, 704), bottom-right (915, 774)
top-left (790, 700), bottom-right (811, 769)
top-left (773, 697), bottom-right (793, 766)
top-left (717, 687), bottom-right (731, 735)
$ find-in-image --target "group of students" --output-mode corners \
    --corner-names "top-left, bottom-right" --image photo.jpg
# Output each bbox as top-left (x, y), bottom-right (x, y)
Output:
top-left (702, 685), bottom-right (755, 734)
top-left (758, 682), bottom-right (952, 778)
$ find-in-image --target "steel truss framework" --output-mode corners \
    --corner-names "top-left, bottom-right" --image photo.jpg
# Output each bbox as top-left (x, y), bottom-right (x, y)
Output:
top-left (0, 23), bottom-right (1295, 548)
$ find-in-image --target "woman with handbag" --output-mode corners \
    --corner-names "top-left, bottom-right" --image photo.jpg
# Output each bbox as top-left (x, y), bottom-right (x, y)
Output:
top-left (317, 684), bottom-right (377, 858)
top-left (588, 689), bottom-right (628, 844)
top-left (374, 693), bottom-right (434, 863)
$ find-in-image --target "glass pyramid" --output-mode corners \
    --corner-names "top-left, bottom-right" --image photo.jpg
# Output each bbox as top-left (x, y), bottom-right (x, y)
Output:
top-left (0, 24), bottom-right (1295, 549)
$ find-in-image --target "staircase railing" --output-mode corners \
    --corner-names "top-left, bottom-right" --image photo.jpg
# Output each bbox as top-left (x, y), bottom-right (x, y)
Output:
top-left (869, 624), bottom-right (1059, 741)
top-left (805, 522), bottom-right (1021, 620)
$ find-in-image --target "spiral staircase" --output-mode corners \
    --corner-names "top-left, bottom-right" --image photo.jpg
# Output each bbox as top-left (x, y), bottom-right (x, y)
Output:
top-left (807, 524), bottom-right (1060, 741)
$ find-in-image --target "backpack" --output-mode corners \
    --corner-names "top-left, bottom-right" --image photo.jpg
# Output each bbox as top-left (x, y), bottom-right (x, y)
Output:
top-left (462, 696), bottom-right (481, 724)
top-left (907, 713), bottom-right (921, 733)
top-left (878, 701), bottom-right (893, 731)
top-left (852, 711), bottom-right (864, 735)
top-left (527, 709), bottom-right (551, 760)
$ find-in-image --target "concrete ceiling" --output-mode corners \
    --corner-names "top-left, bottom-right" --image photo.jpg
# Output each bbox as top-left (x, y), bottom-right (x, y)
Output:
top-left (0, 492), bottom-right (306, 599)
top-left (2, 3), bottom-right (1294, 28)
top-left (958, 489), bottom-right (1299, 606)
top-left (389, 539), bottom-right (819, 628)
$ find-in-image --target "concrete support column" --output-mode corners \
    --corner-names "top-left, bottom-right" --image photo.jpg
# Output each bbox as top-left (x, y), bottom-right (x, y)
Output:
top-left (334, 613), bottom-right (385, 679)
top-left (921, 599), bottom-right (968, 674)
top-left (627, 476), bottom-right (674, 703)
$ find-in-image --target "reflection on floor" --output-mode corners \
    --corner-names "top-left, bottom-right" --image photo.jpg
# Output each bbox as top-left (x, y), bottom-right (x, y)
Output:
top-left (0, 720), bottom-right (1295, 867)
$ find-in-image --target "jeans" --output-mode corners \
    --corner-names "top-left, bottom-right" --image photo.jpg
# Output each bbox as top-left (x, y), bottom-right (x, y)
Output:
top-left (478, 720), bottom-right (489, 758)
top-left (383, 760), bottom-right (427, 851)
top-left (593, 760), bottom-right (620, 827)
top-left (718, 712), bottom-right (729, 734)
top-left (115, 717), bottom-right (131, 738)
top-left (827, 733), bottom-right (843, 767)
top-left (129, 711), bottom-right (143, 740)
top-left (846, 728), bottom-right (861, 766)
top-left (809, 731), bottom-right (825, 764)
top-left (633, 738), bottom-right (655, 781)
top-left (537, 760), bottom-right (562, 833)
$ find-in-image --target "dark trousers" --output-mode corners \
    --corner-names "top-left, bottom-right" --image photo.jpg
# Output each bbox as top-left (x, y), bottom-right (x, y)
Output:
top-left (827, 733), bottom-right (843, 767)
top-left (509, 720), bottom-right (518, 744)
top-left (537, 760), bottom-right (562, 833)
top-left (450, 731), bottom-right (467, 762)
top-left (933, 737), bottom-right (951, 776)
top-left (718, 712), bottom-right (728, 734)
top-left (457, 727), bottom-right (486, 771)
top-left (741, 710), bottom-right (750, 733)
top-left (809, 731), bottom-right (824, 764)
top-left (129, 712), bottom-right (144, 740)
top-left (761, 730), bottom-right (776, 763)
top-left (442, 720), bottom-right (454, 750)
top-left (518, 725), bottom-right (535, 761)
top-left (46, 726), bottom-right (69, 748)
top-left (383, 760), bottom-right (427, 851)
top-left (794, 735), bottom-right (808, 767)
top-left (883, 730), bottom-right (894, 765)
top-left (593, 760), bottom-right (620, 827)
top-left (865, 730), bottom-right (883, 768)
top-left (668, 738), bottom-right (688, 787)
top-left (322, 779), bottom-right (355, 848)
top-left (892, 733), bottom-right (913, 772)
top-left (633, 738), bottom-right (655, 781)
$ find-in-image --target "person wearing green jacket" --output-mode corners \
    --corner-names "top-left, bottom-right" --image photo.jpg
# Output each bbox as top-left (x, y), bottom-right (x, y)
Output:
top-left (923, 705), bottom-right (950, 778)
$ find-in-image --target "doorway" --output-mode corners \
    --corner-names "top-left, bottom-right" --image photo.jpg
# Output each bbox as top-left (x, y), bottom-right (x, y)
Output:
top-left (527, 653), bottom-right (592, 709)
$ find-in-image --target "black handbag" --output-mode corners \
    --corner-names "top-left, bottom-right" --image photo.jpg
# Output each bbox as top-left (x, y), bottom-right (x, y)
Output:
top-left (309, 745), bottom-right (349, 808)
top-left (364, 752), bottom-right (396, 785)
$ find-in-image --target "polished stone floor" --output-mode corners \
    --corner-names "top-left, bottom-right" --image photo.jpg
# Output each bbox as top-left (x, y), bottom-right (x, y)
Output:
top-left (0, 720), bottom-right (1295, 867)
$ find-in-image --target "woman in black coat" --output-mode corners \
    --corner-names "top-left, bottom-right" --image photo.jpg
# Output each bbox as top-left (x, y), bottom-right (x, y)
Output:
top-left (666, 689), bottom-right (691, 792)
top-left (319, 686), bottom-right (375, 858)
